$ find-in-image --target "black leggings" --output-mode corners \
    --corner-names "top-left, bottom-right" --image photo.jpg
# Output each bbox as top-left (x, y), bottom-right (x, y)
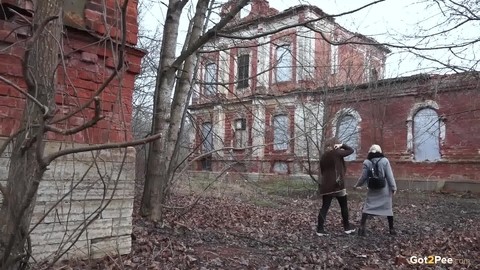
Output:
top-left (317, 195), bottom-right (350, 230)
top-left (360, 213), bottom-right (394, 229)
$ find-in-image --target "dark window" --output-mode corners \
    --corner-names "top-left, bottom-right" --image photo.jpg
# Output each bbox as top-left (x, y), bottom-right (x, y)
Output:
top-left (201, 157), bottom-right (212, 171)
top-left (237, 54), bottom-right (249, 88)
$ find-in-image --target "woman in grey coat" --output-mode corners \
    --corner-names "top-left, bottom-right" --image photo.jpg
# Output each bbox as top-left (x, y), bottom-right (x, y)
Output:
top-left (354, 144), bottom-right (397, 236)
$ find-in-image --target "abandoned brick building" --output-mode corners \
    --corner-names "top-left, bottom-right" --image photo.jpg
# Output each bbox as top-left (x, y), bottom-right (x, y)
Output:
top-left (0, 0), bottom-right (142, 262)
top-left (189, 0), bottom-right (480, 191)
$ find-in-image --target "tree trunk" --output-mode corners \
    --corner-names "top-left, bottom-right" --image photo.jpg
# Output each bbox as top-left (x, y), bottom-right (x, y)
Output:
top-left (141, 0), bottom-right (188, 218)
top-left (0, 1), bottom-right (62, 269)
top-left (143, 0), bottom-right (209, 221)
top-left (149, 0), bottom-right (210, 221)
top-left (141, 0), bottom-right (250, 221)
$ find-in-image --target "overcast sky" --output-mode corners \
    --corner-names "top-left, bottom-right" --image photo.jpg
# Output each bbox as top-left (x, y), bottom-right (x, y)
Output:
top-left (140, 0), bottom-right (479, 78)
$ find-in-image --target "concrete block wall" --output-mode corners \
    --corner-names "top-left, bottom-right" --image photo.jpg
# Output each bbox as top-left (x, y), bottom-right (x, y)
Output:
top-left (0, 141), bottom-right (135, 262)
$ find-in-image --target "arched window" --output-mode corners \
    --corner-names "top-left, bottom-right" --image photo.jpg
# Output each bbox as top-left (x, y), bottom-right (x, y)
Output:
top-left (413, 108), bottom-right (441, 161)
top-left (335, 113), bottom-right (359, 161)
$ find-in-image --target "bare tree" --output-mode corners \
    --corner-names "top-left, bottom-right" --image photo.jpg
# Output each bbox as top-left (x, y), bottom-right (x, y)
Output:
top-left (398, 0), bottom-right (480, 73)
top-left (0, 1), bottom-right (63, 268)
top-left (141, 0), bottom-right (251, 221)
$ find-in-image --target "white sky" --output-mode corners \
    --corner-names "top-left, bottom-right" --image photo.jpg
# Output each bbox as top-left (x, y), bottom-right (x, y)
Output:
top-left (140, 0), bottom-right (479, 78)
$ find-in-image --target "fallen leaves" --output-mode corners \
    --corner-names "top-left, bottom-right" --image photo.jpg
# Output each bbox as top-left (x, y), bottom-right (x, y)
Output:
top-left (52, 190), bottom-right (479, 269)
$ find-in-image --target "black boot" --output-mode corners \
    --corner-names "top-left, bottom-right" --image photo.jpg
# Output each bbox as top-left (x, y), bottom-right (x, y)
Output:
top-left (388, 216), bottom-right (396, 235)
top-left (358, 213), bottom-right (368, 236)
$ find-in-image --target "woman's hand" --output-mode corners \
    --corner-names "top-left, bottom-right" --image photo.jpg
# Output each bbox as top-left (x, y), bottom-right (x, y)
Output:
top-left (334, 143), bottom-right (343, 149)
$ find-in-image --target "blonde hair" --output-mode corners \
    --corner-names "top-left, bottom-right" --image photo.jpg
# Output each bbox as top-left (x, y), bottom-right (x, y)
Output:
top-left (368, 144), bottom-right (382, 153)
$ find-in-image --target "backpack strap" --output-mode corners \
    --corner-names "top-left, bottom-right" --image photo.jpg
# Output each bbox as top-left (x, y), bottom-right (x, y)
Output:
top-left (372, 157), bottom-right (384, 176)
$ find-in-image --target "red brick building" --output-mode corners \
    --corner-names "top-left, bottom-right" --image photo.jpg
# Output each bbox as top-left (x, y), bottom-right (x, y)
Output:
top-left (0, 0), bottom-right (143, 261)
top-left (0, 0), bottom-right (142, 142)
top-left (189, 0), bottom-right (480, 191)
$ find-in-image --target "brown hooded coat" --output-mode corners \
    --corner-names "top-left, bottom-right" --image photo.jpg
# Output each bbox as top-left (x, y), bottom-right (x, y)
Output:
top-left (318, 144), bottom-right (354, 195)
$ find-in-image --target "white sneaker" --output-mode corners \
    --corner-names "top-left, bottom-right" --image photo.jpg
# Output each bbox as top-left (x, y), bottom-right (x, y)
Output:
top-left (316, 230), bottom-right (329, 236)
top-left (344, 226), bottom-right (356, 234)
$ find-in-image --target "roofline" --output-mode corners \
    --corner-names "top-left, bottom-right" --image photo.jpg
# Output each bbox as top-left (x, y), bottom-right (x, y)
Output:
top-left (225, 5), bottom-right (334, 32)
top-left (224, 4), bottom-right (390, 53)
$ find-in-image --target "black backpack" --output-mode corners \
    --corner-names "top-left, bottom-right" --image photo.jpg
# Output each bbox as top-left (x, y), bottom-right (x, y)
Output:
top-left (367, 157), bottom-right (386, 189)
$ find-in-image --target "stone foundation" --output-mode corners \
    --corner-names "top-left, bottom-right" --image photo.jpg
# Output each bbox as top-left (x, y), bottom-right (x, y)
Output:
top-left (0, 139), bottom-right (135, 262)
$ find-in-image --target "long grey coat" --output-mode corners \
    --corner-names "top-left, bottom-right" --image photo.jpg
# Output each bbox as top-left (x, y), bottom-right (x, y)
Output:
top-left (355, 157), bottom-right (397, 216)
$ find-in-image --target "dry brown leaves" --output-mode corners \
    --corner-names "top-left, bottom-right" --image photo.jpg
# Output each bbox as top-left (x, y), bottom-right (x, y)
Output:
top-left (55, 191), bottom-right (479, 269)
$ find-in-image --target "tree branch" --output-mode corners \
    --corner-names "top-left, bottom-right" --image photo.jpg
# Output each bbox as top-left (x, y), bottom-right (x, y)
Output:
top-left (42, 131), bottom-right (160, 165)
top-left (45, 97), bottom-right (105, 135)
top-left (171, 0), bottom-right (251, 69)
top-left (0, 75), bottom-right (48, 113)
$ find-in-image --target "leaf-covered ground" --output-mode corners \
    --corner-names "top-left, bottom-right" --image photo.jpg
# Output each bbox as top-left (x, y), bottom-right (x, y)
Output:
top-left (59, 182), bottom-right (479, 269)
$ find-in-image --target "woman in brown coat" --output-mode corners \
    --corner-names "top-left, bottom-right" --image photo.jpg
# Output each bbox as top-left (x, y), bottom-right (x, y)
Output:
top-left (316, 138), bottom-right (356, 236)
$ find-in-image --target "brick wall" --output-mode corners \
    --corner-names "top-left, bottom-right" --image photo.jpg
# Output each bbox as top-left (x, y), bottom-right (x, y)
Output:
top-left (191, 73), bottom-right (480, 188)
top-left (327, 74), bottom-right (480, 182)
top-left (0, 1), bottom-right (143, 144)
top-left (0, 0), bottom-right (143, 262)
top-left (192, 2), bottom-right (389, 107)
